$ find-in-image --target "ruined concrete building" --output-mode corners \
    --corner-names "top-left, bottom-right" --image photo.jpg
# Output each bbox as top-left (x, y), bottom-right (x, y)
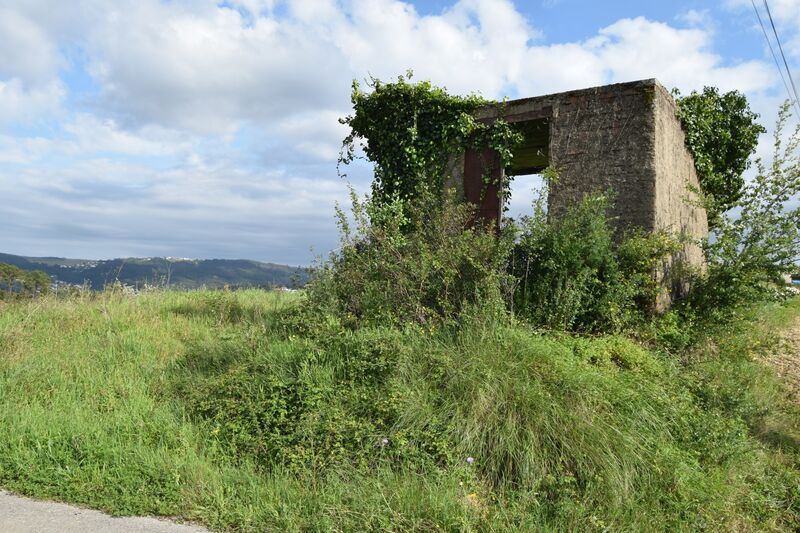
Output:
top-left (450, 79), bottom-right (709, 306)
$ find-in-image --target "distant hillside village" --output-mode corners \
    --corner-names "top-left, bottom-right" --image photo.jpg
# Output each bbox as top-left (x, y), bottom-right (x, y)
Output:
top-left (0, 252), bottom-right (308, 296)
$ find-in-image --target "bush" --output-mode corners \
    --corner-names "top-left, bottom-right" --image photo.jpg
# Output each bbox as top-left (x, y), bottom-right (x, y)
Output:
top-left (687, 102), bottom-right (800, 319)
top-left (509, 189), bottom-right (680, 332)
top-left (174, 303), bottom-right (800, 530)
top-left (0, 263), bottom-right (50, 299)
top-left (674, 87), bottom-right (765, 225)
top-left (339, 73), bottom-right (521, 208)
top-left (304, 188), bottom-right (513, 328)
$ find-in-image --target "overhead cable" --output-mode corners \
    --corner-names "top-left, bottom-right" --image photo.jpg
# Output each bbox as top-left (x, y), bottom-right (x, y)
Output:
top-left (750, 0), bottom-right (800, 116)
top-left (763, 0), bottom-right (800, 113)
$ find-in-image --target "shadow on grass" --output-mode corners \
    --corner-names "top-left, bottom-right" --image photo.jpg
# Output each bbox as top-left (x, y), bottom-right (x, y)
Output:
top-left (754, 405), bottom-right (800, 453)
top-left (757, 429), bottom-right (800, 452)
top-left (165, 340), bottom-right (243, 406)
top-left (169, 299), bottom-right (258, 324)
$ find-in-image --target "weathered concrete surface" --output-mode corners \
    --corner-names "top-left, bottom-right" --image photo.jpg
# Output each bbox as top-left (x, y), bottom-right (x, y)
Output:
top-left (457, 79), bottom-right (708, 307)
top-left (469, 79), bottom-right (661, 231)
top-left (652, 82), bottom-right (708, 302)
top-left (0, 490), bottom-right (212, 533)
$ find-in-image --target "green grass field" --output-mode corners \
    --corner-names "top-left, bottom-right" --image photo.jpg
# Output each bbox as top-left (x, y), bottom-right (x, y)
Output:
top-left (1, 290), bottom-right (799, 531)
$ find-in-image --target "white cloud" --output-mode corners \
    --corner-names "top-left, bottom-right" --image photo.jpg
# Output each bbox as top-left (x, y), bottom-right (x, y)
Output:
top-left (270, 110), bottom-right (350, 162)
top-left (0, 7), bottom-right (61, 84)
top-left (0, 114), bottom-right (192, 163)
top-left (727, 0), bottom-right (800, 57)
top-left (85, 0), bottom-right (348, 134)
top-left (72, 2), bottom-right (777, 135)
top-left (722, 0), bottom-right (800, 158)
top-left (0, 4), bottom-right (67, 124)
top-left (0, 157), bottom-right (348, 263)
top-left (677, 9), bottom-right (712, 28)
top-left (64, 0), bottom-right (539, 134)
top-left (0, 134), bottom-right (51, 164)
top-left (762, 0), bottom-right (800, 64)
top-left (62, 115), bottom-right (191, 157)
top-left (0, 78), bottom-right (63, 125)
top-left (515, 17), bottom-right (774, 96)
top-left (0, 0), bottom-right (789, 262)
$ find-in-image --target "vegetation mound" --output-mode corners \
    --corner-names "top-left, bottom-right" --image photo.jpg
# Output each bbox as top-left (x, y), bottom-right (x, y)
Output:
top-left (0, 289), bottom-right (798, 531)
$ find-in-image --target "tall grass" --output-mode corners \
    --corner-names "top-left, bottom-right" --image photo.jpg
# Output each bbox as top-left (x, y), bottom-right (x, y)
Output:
top-left (1, 290), bottom-right (798, 531)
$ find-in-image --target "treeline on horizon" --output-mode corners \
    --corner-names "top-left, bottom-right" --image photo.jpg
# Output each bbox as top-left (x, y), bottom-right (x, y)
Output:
top-left (0, 263), bottom-right (50, 299)
top-left (0, 253), bottom-right (309, 293)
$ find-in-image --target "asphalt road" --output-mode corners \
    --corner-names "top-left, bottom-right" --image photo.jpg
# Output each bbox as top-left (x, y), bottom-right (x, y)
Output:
top-left (0, 491), bottom-right (212, 533)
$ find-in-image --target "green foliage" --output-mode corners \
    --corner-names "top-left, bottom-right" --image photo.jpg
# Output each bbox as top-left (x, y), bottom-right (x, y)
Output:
top-left (304, 188), bottom-right (513, 328)
top-left (689, 102), bottom-right (800, 315)
top-left (339, 73), bottom-right (522, 208)
top-left (509, 185), bottom-right (680, 331)
top-left (178, 299), bottom-right (800, 530)
top-left (675, 86), bottom-right (766, 224)
top-left (4, 77), bottom-right (800, 532)
top-left (1, 290), bottom-right (799, 530)
top-left (183, 326), bottom-right (445, 474)
top-left (0, 262), bottom-right (50, 299)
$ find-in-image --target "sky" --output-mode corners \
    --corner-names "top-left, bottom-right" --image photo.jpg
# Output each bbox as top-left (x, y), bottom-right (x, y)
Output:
top-left (1, 0), bottom-right (799, 265)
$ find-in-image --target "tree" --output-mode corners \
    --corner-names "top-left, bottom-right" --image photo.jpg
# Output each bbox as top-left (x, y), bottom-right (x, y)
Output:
top-left (0, 262), bottom-right (50, 299)
top-left (675, 87), bottom-right (766, 225)
top-left (695, 102), bottom-right (800, 309)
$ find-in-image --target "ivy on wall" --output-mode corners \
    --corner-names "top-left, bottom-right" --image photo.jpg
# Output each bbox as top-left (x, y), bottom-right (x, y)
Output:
top-left (338, 72), bottom-right (522, 209)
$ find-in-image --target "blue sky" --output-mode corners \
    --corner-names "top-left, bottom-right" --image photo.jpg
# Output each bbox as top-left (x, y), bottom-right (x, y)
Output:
top-left (1, 0), bottom-right (799, 265)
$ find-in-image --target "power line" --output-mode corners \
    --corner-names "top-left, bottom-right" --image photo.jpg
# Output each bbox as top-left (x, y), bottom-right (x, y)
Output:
top-left (750, 0), bottom-right (800, 117)
top-left (763, 0), bottom-right (800, 113)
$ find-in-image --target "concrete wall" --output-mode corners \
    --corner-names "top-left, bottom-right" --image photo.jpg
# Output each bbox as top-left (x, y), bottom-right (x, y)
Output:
top-left (458, 78), bottom-right (708, 308)
top-left (652, 83), bottom-right (708, 302)
top-left (474, 79), bottom-right (659, 232)
top-left (543, 80), bottom-right (657, 232)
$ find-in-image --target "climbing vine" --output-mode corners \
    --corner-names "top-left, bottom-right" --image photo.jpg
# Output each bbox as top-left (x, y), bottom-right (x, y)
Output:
top-left (338, 72), bottom-right (522, 210)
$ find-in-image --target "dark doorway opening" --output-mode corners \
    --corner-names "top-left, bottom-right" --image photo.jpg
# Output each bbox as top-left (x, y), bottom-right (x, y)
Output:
top-left (503, 118), bottom-right (549, 223)
top-left (462, 117), bottom-right (550, 227)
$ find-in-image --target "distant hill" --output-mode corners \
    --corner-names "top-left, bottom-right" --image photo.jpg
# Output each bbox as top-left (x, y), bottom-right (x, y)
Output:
top-left (0, 252), bottom-right (308, 290)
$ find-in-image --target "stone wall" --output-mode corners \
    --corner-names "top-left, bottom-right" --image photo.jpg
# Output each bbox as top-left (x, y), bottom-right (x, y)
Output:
top-left (456, 78), bottom-right (708, 308)
top-left (473, 79), bottom-right (659, 231)
top-left (540, 80), bottom-right (657, 232)
top-left (652, 82), bottom-right (708, 302)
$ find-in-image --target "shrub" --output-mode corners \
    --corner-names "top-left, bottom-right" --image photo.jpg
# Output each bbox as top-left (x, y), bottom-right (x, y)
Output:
top-left (304, 188), bottom-right (514, 328)
top-left (687, 102), bottom-right (800, 318)
top-left (674, 86), bottom-right (765, 225)
top-left (181, 324), bottom-right (455, 473)
top-left (177, 307), bottom-right (800, 529)
top-left (509, 188), bottom-right (680, 332)
top-left (339, 73), bottom-right (521, 209)
top-left (0, 263), bottom-right (50, 299)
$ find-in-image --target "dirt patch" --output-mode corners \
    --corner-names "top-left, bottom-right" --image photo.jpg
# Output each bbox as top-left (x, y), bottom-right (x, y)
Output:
top-left (767, 315), bottom-right (800, 404)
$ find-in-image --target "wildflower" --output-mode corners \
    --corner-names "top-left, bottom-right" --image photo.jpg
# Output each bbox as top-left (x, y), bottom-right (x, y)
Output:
top-left (466, 456), bottom-right (475, 465)
top-left (381, 438), bottom-right (389, 446)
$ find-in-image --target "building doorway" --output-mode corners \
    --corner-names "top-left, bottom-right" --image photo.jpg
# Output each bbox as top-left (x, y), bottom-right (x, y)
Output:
top-left (503, 118), bottom-right (549, 224)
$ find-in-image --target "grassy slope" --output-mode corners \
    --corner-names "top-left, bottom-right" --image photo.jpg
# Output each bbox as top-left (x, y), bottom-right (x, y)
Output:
top-left (0, 291), bottom-right (798, 531)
